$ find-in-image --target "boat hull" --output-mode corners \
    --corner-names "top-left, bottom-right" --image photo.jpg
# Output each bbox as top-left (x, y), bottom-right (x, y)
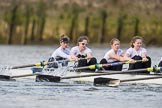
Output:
top-left (62, 71), bottom-right (162, 85)
top-left (8, 68), bottom-right (162, 85)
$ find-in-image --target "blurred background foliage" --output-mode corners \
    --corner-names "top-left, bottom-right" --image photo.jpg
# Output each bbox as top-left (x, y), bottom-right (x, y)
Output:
top-left (0, 0), bottom-right (162, 46)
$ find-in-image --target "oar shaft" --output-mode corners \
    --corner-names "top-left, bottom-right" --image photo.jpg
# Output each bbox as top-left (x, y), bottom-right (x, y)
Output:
top-left (62, 66), bottom-right (162, 79)
top-left (11, 58), bottom-right (77, 69)
top-left (121, 76), bottom-right (162, 82)
top-left (11, 61), bottom-right (60, 69)
top-left (11, 73), bottom-right (37, 78)
top-left (99, 68), bottom-right (147, 74)
top-left (62, 73), bottom-right (107, 79)
top-left (12, 64), bottom-right (36, 69)
top-left (11, 61), bottom-right (48, 69)
top-left (74, 60), bottom-right (144, 70)
top-left (62, 68), bottom-right (149, 79)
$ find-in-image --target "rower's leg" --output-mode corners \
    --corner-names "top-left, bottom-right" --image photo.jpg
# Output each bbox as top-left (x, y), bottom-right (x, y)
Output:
top-left (143, 56), bottom-right (151, 68)
top-left (76, 59), bottom-right (87, 72)
top-left (129, 56), bottom-right (143, 70)
top-left (158, 59), bottom-right (162, 72)
top-left (88, 57), bottom-right (97, 65)
top-left (47, 57), bottom-right (58, 68)
top-left (88, 57), bottom-right (97, 71)
top-left (158, 60), bottom-right (162, 67)
top-left (111, 61), bottom-right (123, 71)
top-left (101, 61), bottom-right (123, 71)
top-left (77, 59), bottom-right (87, 67)
top-left (55, 57), bottom-right (68, 67)
top-left (99, 58), bottom-right (111, 70)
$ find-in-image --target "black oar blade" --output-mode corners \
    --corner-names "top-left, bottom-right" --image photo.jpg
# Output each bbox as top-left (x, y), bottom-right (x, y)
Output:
top-left (94, 77), bottom-right (120, 87)
top-left (35, 74), bottom-right (61, 82)
top-left (0, 75), bottom-right (15, 81)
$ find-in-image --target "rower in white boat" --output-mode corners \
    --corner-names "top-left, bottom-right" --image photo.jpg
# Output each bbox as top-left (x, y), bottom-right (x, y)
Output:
top-left (124, 36), bottom-right (151, 71)
top-left (47, 34), bottom-right (71, 68)
top-left (70, 36), bottom-right (97, 72)
top-left (99, 38), bottom-right (133, 71)
top-left (35, 34), bottom-right (72, 80)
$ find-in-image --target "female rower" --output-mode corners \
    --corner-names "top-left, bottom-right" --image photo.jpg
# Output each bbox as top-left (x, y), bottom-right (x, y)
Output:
top-left (70, 36), bottom-right (97, 71)
top-left (47, 34), bottom-right (71, 68)
top-left (99, 38), bottom-right (130, 71)
top-left (124, 36), bottom-right (151, 71)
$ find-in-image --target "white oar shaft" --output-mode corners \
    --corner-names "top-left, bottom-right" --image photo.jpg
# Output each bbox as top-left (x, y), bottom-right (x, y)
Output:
top-left (62, 68), bottom-right (148, 79)
top-left (121, 76), bottom-right (162, 82)
top-left (11, 73), bottom-right (37, 78)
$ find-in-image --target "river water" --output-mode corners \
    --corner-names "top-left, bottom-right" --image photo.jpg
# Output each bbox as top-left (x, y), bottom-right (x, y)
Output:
top-left (0, 45), bottom-right (162, 108)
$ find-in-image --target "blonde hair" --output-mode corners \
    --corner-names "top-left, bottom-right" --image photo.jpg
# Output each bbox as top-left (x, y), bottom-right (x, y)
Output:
top-left (110, 38), bottom-right (120, 45)
top-left (130, 36), bottom-right (143, 48)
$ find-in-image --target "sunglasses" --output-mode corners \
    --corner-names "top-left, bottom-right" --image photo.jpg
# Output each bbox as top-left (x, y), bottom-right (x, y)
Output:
top-left (81, 42), bottom-right (88, 46)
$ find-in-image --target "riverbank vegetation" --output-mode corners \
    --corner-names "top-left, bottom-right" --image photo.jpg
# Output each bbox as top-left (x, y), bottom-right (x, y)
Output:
top-left (0, 0), bottom-right (162, 46)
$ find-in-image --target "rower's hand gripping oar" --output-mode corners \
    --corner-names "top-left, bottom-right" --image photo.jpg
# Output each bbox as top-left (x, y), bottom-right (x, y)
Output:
top-left (73, 60), bottom-right (145, 70)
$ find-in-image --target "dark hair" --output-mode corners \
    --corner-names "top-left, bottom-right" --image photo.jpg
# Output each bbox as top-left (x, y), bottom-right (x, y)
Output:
top-left (60, 34), bottom-right (70, 43)
top-left (77, 36), bottom-right (89, 43)
top-left (110, 38), bottom-right (120, 45)
top-left (130, 36), bottom-right (143, 48)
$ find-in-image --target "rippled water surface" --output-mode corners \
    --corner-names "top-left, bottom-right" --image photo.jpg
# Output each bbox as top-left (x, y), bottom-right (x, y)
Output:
top-left (0, 45), bottom-right (162, 108)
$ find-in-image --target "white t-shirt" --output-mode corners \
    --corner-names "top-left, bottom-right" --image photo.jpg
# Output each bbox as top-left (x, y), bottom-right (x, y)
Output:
top-left (51, 47), bottom-right (71, 59)
top-left (125, 47), bottom-right (147, 58)
top-left (103, 49), bottom-right (123, 62)
top-left (70, 46), bottom-right (92, 57)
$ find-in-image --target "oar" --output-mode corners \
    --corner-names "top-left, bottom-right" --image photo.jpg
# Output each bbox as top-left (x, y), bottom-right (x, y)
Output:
top-left (0, 73), bottom-right (63, 82)
top-left (74, 60), bottom-right (145, 70)
top-left (11, 61), bottom-right (48, 69)
top-left (0, 73), bottom-right (40, 81)
top-left (7, 58), bottom-right (89, 69)
top-left (35, 66), bottom-right (162, 82)
top-left (1, 59), bottom-right (72, 70)
top-left (94, 76), bottom-right (162, 87)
